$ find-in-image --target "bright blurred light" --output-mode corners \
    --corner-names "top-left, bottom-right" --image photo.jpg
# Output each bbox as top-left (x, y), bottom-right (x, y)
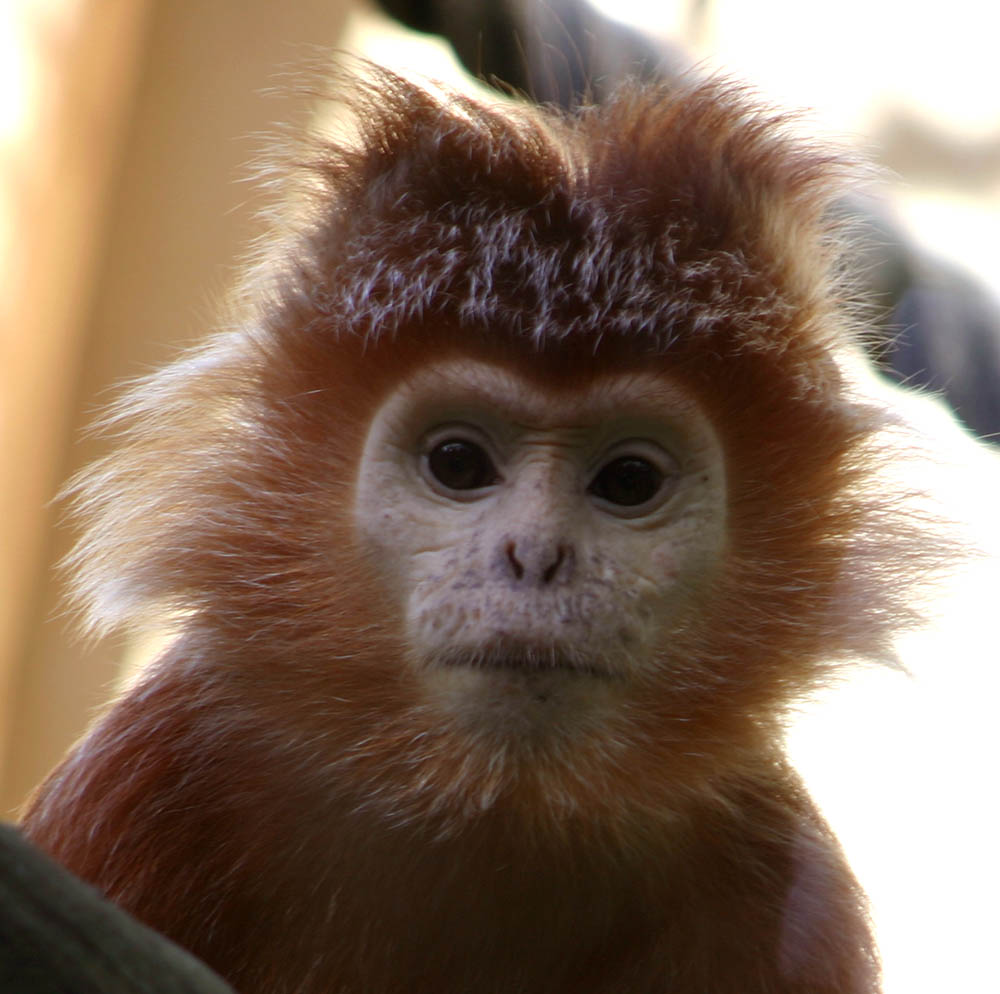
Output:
top-left (0, 0), bottom-right (83, 327)
top-left (584, 0), bottom-right (1000, 299)
top-left (0, 8), bottom-right (35, 148)
top-left (0, 5), bottom-right (37, 314)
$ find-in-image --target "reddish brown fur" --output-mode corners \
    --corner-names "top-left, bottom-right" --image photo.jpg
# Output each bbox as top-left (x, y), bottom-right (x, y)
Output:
top-left (22, 70), bottom-right (944, 992)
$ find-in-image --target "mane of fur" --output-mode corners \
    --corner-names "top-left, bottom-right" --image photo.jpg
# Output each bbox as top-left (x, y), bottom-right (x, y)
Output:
top-left (24, 66), bottom-right (966, 994)
top-left (65, 69), bottom-right (939, 689)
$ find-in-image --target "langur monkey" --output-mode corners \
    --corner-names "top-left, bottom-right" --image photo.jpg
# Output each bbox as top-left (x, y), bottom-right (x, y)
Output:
top-left (21, 70), bottom-right (949, 993)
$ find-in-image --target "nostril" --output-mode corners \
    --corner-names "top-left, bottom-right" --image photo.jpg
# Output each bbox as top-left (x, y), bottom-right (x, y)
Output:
top-left (542, 545), bottom-right (566, 585)
top-left (506, 541), bottom-right (524, 580)
top-left (502, 539), bottom-right (572, 585)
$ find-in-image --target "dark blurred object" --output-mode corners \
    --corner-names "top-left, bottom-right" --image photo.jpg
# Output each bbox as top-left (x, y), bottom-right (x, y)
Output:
top-left (376, 0), bottom-right (1000, 445)
top-left (0, 823), bottom-right (233, 994)
top-left (377, 0), bottom-right (684, 105)
top-left (852, 205), bottom-right (1000, 443)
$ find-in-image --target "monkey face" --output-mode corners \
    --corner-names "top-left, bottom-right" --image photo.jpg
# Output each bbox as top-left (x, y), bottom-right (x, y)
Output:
top-left (354, 357), bottom-right (727, 732)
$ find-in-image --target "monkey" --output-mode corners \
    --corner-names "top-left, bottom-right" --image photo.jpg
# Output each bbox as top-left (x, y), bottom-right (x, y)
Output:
top-left (20, 68), bottom-right (952, 993)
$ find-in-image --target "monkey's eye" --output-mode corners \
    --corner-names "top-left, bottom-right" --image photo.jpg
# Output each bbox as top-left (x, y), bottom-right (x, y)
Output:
top-left (588, 456), bottom-right (665, 509)
top-left (426, 439), bottom-right (499, 493)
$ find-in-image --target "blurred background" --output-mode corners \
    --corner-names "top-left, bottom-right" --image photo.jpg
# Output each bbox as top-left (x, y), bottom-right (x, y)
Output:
top-left (1, 2), bottom-right (998, 991)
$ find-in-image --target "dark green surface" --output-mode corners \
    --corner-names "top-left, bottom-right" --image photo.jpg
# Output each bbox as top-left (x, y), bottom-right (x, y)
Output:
top-left (0, 823), bottom-right (233, 993)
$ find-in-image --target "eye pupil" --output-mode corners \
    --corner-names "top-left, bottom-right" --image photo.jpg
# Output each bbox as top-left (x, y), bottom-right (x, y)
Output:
top-left (427, 440), bottom-right (497, 491)
top-left (589, 456), bottom-right (663, 507)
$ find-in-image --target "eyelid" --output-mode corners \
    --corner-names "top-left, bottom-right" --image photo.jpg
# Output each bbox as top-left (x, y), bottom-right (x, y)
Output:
top-left (591, 438), bottom-right (679, 477)
top-left (420, 421), bottom-right (501, 460)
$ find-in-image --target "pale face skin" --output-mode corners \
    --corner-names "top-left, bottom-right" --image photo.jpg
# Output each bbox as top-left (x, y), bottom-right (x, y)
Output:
top-left (354, 358), bottom-right (728, 740)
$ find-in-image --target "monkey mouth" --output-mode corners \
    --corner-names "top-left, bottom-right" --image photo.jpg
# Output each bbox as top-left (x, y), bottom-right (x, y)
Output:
top-left (436, 644), bottom-right (617, 681)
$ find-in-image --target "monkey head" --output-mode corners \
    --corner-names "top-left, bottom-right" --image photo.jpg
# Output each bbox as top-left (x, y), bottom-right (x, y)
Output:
top-left (56, 71), bottom-right (939, 827)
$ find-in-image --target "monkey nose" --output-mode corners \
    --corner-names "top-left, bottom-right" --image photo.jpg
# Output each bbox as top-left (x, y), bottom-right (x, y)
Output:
top-left (502, 538), bottom-right (574, 586)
